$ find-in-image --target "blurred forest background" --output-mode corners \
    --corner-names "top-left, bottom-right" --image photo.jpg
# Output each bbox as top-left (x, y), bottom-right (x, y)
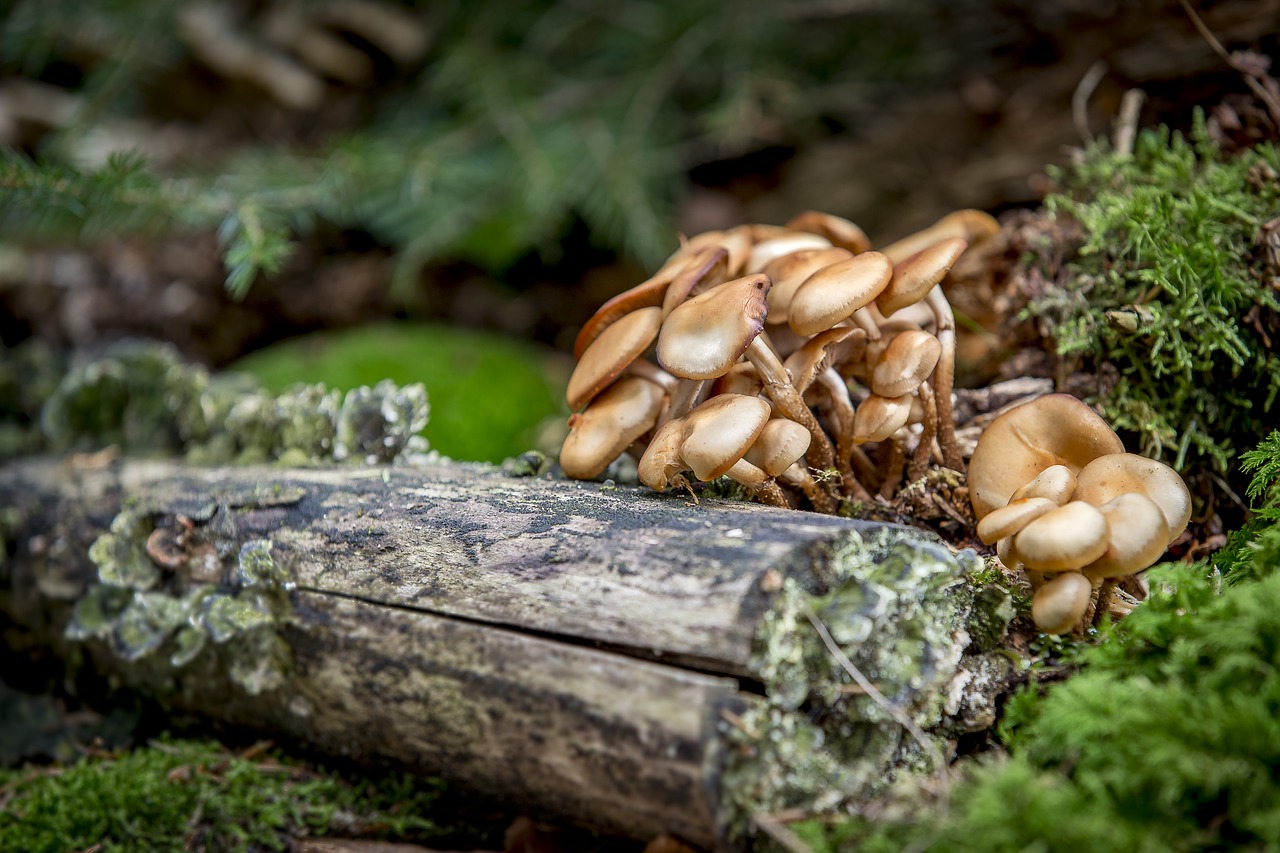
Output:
top-left (1, 0), bottom-right (1274, 462)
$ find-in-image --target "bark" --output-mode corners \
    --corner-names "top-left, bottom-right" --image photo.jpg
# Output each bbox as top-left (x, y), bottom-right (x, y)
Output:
top-left (0, 457), bottom-right (1003, 848)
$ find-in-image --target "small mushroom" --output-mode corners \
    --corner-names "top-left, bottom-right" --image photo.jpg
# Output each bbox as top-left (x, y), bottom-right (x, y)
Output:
top-left (967, 394), bottom-right (1125, 520)
top-left (1083, 492), bottom-right (1172, 579)
top-left (566, 306), bottom-right (663, 410)
top-left (785, 210), bottom-right (872, 254)
top-left (746, 233), bottom-right (833, 273)
top-left (1014, 500), bottom-right (1110, 572)
top-left (788, 252), bottom-right (894, 337)
top-left (870, 329), bottom-right (942, 398)
top-left (661, 245), bottom-right (731, 316)
top-left (976, 496), bottom-right (1058, 545)
top-left (1031, 572), bottom-right (1094, 635)
top-left (851, 393), bottom-right (914, 444)
top-left (762, 247), bottom-right (854, 325)
top-left (1009, 464), bottom-right (1076, 506)
top-left (560, 376), bottom-right (666, 479)
top-left (638, 394), bottom-right (771, 492)
top-left (880, 209), bottom-right (1000, 265)
top-left (1071, 453), bottom-right (1192, 543)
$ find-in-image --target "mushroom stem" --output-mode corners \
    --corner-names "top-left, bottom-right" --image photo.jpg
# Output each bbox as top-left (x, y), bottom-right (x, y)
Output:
top-left (817, 368), bottom-right (873, 502)
top-left (751, 480), bottom-right (792, 509)
top-left (661, 378), bottom-right (708, 426)
top-left (746, 337), bottom-right (836, 472)
top-left (909, 381), bottom-right (938, 482)
top-left (923, 284), bottom-right (962, 470)
top-left (1091, 578), bottom-right (1117, 628)
top-left (780, 463), bottom-right (837, 513)
top-left (878, 430), bottom-right (907, 499)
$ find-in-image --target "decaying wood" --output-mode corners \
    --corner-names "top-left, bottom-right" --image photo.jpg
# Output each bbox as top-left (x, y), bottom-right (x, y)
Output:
top-left (0, 457), bottom-right (993, 848)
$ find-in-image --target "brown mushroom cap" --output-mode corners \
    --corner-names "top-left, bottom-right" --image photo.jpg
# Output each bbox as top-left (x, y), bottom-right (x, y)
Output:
top-left (680, 394), bottom-right (772, 481)
top-left (763, 247), bottom-right (854, 324)
top-left (1031, 572), bottom-right (1094, 635)
top-left (1015, 500), bottom-right (1110, 571)
top-left (1072, 453), bottom-right (1192, 543)
top-left (968, 394), bottom-right (1125, 520)
top-left (786, 210), bottom-right (872, 254)
top-left (661, 245), bottom-right (731, 317)
top-left (684, 226), bottom-right (753, 276)
top-left (657, 274), bottom-right (770, 380)
top-left (976, 496), bottom-right (1058, 545)
top-left (1009, 464), bottom-right (1077, 506)
top-left (1083, 492), bottom-right (1172, 579)
top-left (559, 376), bottom-right (665, 479)
top-left (784, 327), bottom-right (858, 393)
top-left (788, 251), bottom-right (893, 336)
top-left (852, 393), bottom-right (913, 443)
top-left (870, 329), bottom-right (942, 398)
top-left (744, 418), bottom-right (812, 477)
top-left (711, 361), bottom-right (764, 398)
top-left (637, 416), bottom-right (688, 492)
top-left (877, 237), bottom-right (967, 317)
top-left (881, 209), bottom-right (1001, 264)
top-left (566, 306), bottom-right (663, 410)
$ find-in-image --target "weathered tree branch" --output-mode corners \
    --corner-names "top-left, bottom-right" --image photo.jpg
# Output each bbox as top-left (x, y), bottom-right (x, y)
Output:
top-left (0, 458), bottom-right (1009, 848)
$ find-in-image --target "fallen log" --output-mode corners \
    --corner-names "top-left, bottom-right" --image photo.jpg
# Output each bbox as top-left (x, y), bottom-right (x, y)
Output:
top-left (0, 457), bottom-right (1012, 849)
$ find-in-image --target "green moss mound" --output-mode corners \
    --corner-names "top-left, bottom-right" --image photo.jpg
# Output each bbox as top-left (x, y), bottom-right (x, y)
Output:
top-left (0, 738), bottom-right (450, 853)
top-left (232, 323), bottom-right (569, 463)
top-left (1027, 113), bottom-right (1280, 479)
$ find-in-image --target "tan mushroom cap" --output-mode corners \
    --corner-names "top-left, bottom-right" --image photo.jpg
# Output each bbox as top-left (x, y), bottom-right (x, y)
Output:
top-left (637, 417), bottom-right (688, 492)
top-left (788, 251), bottom-right (893, 336)
top-left (870, 329), bottom-right (942, 398)
top-left (661, 245), bottom-right (730, 316)
top-left (996, 535), bottom-right (1022, 571)
top-left (968, 393), bottom-right (1126, 520)
top-left (559, 377), bottom-right (665, 479)
top-left (711, 361), bottom-right (764, 398)
top-left (1072, 453), bottom-right (1192, 543)
top-left (881, 209), bottom-right (1001, 265)
top-left (976, 496), bottom-right (1058, 545)
top-left (786, 210), bottom-right (872, 254)
top-left (763, 247), bottom-right (854, 324)
top-left (566, 305), bottom-right (663, 410)
top-left (684, 225), bottom-right (754, 276)
top-left (877, 237), bottom-right (967, 317)
top-left (745, 418), bottom-right (812, 477)
top-left (784, 327), bottom-right (858, 393)
top-left (852, 393), bottom-right (913, 443)
top-left (1031, 572), bottom-right (1093, 635)
top-left (1009, 464), bottom-right (1077, 506)
top-left (680, 394), bottom-right (772, 481)
top-left (747, 233), bottom-right (833, 273)
top-left (658, 274), bottom-right (770, 380)
top-left (1084, 492), bottom-right (1172, 579)
top-left (1015, 500), bottom-right (1110, 571)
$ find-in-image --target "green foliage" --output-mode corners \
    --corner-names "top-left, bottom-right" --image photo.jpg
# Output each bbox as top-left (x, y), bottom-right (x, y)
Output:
top-left (0, 0), bottom-right (931, 293)
top-left (0, 737), bottom-right (449, 853)
top-left (1029, 114), bottom-right (1280, 476)
top-left (792, 433), bottom-right (1280, 852)
top-left (231, 322), bottom-right (568, 462)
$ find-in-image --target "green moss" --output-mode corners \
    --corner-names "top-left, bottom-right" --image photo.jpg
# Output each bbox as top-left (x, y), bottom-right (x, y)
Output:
top-left (0, 737), bottom-right (450, 852)
top-left (1026, 113), bottom-right (1280, 480)
top-left (230, 323), bottom-right (569, 463)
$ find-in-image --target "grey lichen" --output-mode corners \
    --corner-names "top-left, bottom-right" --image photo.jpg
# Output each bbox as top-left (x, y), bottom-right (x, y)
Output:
top-left (71, 506), bottom-right (296, 696)
top-left (721, 526), bottom-right (1012, 840)
top-left (334, 379), bottom-right (430, 464)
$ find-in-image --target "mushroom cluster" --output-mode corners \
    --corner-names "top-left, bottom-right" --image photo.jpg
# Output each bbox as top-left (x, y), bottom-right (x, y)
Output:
top-left (559, 209), bottom-right (1000, 510)
top-left (968, 394), bottom-right (1192, 634)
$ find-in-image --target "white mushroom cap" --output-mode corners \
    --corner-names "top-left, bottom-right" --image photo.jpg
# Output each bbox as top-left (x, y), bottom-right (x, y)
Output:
top-left (566, 306), bottom-right (663, 410)
top-left (976, 496), bottom-right (1058, 545)
top-left (747, 233), bottom-right (833, 273)
top-left (968, 394), bottom-right (1125, 520)
top-left (745, 418), bottom-right (812, 477)
top-left (657, 274), bottom-right (770, 380)
top-left (1009, 464), bottom-right (1077, 506)
top-left (680, 394), bottom-right (772, 481)
top-left (870, 329), bottom-right (942, 398)
top-left (788, 251), bottom-right (894, 336)
top-left (1031, 572), bottom-right (1093, 635)
top-left (1072, 453), bottom-right (1192, 543)
top-left (1083, 492), bottom-right (1172, 579)
top-left (1014, 500), bottom-right (1110, 572)
top-left (560, 376), bottom-right (665, 479)
top-left (852, 393), bottom-right (913, 443)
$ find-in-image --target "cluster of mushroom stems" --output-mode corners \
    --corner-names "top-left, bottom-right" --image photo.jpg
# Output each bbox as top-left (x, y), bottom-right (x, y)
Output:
top-left (559, 209), bottom-right (1001, 511)
top-left (967, 394), bottom-right (1192, 634)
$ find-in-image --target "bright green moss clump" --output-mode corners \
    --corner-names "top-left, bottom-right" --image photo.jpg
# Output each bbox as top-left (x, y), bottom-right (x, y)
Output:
top-left (791, 432), bottom-right (1280, 852)
top-left (1028, 114), bottom-right (1280, 478)
top-left (0, 738), bottom-right (449, 853)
